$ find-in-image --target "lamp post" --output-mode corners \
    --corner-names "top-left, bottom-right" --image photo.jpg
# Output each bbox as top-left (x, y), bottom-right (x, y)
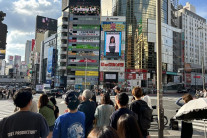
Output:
top-left (85, 58), bottom-right (88, 89)
top-left (156, 0), bottom-right (164, 137)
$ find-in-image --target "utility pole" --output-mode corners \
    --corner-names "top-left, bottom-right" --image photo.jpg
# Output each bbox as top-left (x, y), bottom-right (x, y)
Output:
top-left (85, 58), bottom-right (87, 89)
top-left (156, 0), bottom-right (164, 137)
top-left (202, 56), bottom-right (205, 90)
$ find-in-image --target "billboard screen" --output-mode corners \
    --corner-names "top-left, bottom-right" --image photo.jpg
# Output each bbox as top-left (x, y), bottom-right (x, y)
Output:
top-left (104, 32), bottom-right (121, 56)
top-left (69, 0), bottom-right (100, 6)
top-left (47, 47), bottom-right (53, 74)
top-left (104, 72), bottom-right (118, 82)
top-left (70, 6), bottom-right (100, 15)
top-left (36, 16), bottom-right (57, 33)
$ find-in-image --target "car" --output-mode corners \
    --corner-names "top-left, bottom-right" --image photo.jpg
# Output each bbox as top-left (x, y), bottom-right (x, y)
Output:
top-left (46, 89), bottom-right (64, 97)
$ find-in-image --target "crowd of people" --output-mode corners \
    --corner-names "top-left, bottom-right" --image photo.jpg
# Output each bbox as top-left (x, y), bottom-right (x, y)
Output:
top-left (0, 86), bottom-right (154, 138)
top-left (1, 85), bottom-right (205, 138)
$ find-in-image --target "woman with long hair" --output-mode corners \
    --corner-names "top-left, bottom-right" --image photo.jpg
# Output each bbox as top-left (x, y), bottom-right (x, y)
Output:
top-left (38, 94), bottom-right (56, 138)
top-left (94, 93), bottom-right (115, 127)
top-left (109, 36), bottom-right (116, 53)
top-left (88, 126), bottom-right (118, 138)
top-left (117, 114), bottom-right (142, 138)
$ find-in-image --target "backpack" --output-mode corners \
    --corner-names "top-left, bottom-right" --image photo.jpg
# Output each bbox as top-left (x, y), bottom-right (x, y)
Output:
top-left (137, 100), bottom-right (153, 130)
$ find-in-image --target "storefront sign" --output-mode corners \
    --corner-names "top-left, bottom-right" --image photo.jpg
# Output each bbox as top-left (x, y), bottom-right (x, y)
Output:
top-left (75, 71), bottom-right (98, 76)
top-left (100, 72), bottom-right (104, 81)
top-left (72, 31), bottom-right (100, 36)
top-left (101, 22), bottom-right (125, 31)
top-left (70, 59), bottom-right (97, 63)
top-left (68, 44), bottom-right (99, 50)
top-left (67, 66), bottom-right (98, 70)
top-left (126, 74), bottom-right (136, 80)
top-left (126, 69), bottom-right (147, 73)
top-left (100, 60), bottom-right (125, 72)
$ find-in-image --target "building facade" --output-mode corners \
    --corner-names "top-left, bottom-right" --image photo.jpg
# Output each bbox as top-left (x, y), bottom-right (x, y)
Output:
top-left (25, 40), bottom-right (32, 65)
top-left (100, 16), bottom-right (126, 89)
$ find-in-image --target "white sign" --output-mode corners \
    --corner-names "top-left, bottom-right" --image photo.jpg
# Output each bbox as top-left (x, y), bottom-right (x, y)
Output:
top-left (100, 60), bottom-right (125, 72)
top-left (73, 31), bottom-right (100, 36)
top-left (75, 78), bottom-right (83, 84)
top-left (101, 16), bottom-right (126, 22)
top-left (119, 72), bottom-right (125, 80)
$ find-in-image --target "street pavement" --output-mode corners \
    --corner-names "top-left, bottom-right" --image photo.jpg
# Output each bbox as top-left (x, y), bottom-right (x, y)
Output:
top-left (0, 93), bottom-right (206, 137)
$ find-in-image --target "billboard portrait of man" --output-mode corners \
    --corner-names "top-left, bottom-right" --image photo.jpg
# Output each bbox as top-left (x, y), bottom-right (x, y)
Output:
top-left (104, 32), bottom-right (121, 56)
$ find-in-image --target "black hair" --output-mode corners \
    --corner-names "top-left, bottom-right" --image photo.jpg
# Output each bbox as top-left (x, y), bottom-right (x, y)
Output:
top-left (65, 91), bottom-right (80, 110)
top-left (88, 126), bottom-right (119, 138)
top-left (117, 93), bottom-right (129, 106)
top-left (110, 36), bottom-right (115, 43)
top-left (13, 90), bottom-right (32, 108)
top-left (50, 96), bottom-right (57, 105)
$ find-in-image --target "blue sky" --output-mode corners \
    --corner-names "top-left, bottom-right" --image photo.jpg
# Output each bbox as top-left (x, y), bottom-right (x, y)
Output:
top-left (0, 0), bottom-right (207, 61)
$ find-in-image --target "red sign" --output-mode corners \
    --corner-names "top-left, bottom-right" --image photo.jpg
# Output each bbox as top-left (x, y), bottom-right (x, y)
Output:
top-left (193, 76), bottom-right (201, 79)
top-left (126, 74), bottom-right (136, 80)
top-left (32, 39), bottom-right (35, 51)
top-left (100, 72), bottom-right (103, 81)
top-left (126, 69), bottom-right (147, 73)
top-left (101, 62), bottom-right (124, 67)
top-left (69, 39), bottom-right (77, 42)
top-left (143, 73), bottom-right (147, 80)
top-left (70, 59), bottom-right (97, 63)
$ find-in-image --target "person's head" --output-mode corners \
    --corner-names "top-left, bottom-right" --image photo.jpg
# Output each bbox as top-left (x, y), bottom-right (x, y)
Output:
top-left (101, 93), bottom-right (111, 105)
top-left (142, 92), bottom-right (146, 96)
top-left (182, 93), bottom-right (193, 103)
top-left (132, 87), bottom-right (143, 99)
top-left (90, 92), bottom-right (96, 103)
top-left (113, 86), bottom-right (120, 93)
top-left (49, 96), bottom-right (57, 105)
top-left (82, 89), bottom-right (92, 101)
top-left (116, 93), bottom-right (129, 107)
top-left (38, 94), bottom-right (49, 108)
top-left (88, 126), bottom-right (119, 138)
top-left (117, 114), bottom-right (142, 138)
top-left (13, 89), bottom-right (33, 108)
top-left (110, 36), bottom-right (115, 43)
top-left (65, 91), bottom-right (80, 110)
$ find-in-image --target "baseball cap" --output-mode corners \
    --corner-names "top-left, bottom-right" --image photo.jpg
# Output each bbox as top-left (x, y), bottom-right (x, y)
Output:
top-left (113, 86), bottom-right (120, 91)
top-left (65, 91), bottom-right (80, 110)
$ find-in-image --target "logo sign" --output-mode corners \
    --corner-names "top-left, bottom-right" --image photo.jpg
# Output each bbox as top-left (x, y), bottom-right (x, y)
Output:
top-left (75, 71), bottom-right (98, 76)
top-left (70, 59), bottom-right (97, 63)
top-left (126, 74), bottom-right (136, 80)
top-left (100, 60), bottom-right (125, 72)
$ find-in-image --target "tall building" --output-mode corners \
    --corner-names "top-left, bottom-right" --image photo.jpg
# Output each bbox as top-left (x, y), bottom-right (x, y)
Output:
top-left (61, 0), bottom-right (101, 90)
top-left (0, 11), bottom-right (7, 56)
top-left (14, 55), bottom-right (21, 76)
top-left (178, 2), bottom-right (207, 88)
top-left (25, 40), bottom-right (32, 65)
top-left (113, 0), bottom-right (168, 70)
top-left (57, 12), bottom-right (68, 88)
top-left (39, 32), bottom-right (57, 86)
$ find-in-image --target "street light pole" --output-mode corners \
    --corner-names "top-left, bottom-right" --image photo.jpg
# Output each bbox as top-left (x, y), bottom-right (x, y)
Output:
top-left (85, 58), bottom-right (87, 89)
top-left (156, 0), bottom-right (164, 137)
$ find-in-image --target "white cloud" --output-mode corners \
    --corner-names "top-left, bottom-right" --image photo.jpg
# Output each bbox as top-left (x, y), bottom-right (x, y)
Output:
top-left (38, 0), bottom-right (51, 6)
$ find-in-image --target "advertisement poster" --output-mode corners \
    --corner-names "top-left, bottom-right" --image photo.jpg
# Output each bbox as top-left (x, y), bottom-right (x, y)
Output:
top-left (75, 71), bottom-right (98, 76)
top-left (104, 32), bottom-right (121, 56)
top-left (36, 16), bottom-right (57, 33)
top-left (47, 47), bottom-right (53, 74)
top-left (100, 60), bottom-right (125, 72)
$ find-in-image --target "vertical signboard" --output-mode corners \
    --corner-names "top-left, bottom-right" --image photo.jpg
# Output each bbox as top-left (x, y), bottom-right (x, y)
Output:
top-left (47, 47), bottom-right (53, 80)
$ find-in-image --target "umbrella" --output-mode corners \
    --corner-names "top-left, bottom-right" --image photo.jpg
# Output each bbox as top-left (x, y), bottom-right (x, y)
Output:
top-left (174, 98), bottom-right (207, 138)
top-left (174, 98), bottom-right (207, 120)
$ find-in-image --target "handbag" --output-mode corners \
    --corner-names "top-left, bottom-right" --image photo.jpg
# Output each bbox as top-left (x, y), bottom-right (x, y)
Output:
top-left (170, 118), bottom-right (179, 130)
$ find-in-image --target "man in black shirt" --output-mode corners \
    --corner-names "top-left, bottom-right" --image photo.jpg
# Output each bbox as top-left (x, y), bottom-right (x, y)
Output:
top-left (110, 93), bottom-right (135, 130)
top-left (0, 89), bottom-right (49, 138)
top-left (78, 89), bottom-right (96, 137)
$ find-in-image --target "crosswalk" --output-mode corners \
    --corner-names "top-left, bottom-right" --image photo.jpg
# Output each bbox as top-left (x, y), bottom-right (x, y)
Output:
top-left (0, 94), bottom-right (41, 120)
top-left (0, 99), bottom-right (15, 120)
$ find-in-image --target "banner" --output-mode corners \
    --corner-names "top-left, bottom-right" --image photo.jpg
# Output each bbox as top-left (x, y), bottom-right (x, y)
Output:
top-left (68, 44), bottom-right (99, 50)
top-left (126, 74), bottom-right (136, 80)
top-left (100, 60), bottom-right (125, 72)
top-left (101, 22), bottom-right (125, 31)
top-left (72, 31), bottom-right (100, 36)
top-left (75, 71), bottom-right (98, 76)
top-left (70, 59), bottom-right (97, 63)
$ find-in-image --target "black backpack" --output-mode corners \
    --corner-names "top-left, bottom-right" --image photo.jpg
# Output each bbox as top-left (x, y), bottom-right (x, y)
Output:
top-left (137, 100), bottom-right (153, 130)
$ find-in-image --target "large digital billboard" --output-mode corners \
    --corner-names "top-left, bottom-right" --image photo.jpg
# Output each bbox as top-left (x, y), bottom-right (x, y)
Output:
top-left (47, 47), bottom-right (53, 75)
top-left (70, 6), bottom-right (100, 15)
top-left (69, 0), bottom-right (100, 6)
top-left (36, 16), bottom-right (57, 33)
top-left (104, 32), bottom-right (121, 56)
